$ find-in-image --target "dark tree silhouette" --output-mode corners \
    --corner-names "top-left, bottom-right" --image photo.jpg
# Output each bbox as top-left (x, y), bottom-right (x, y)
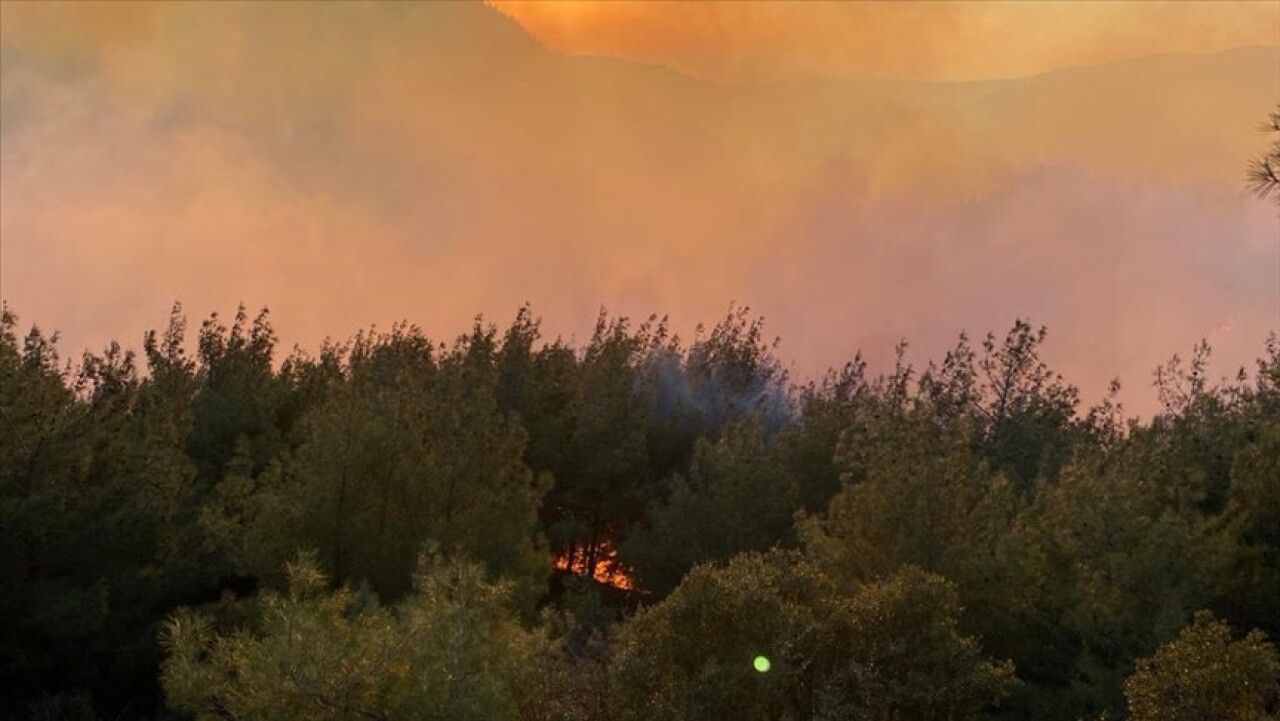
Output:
top-left (1247, 105), bottom-right (1280, 204)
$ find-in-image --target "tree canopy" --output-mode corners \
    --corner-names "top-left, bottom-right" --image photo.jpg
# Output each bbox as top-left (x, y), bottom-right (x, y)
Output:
top-left (3, 302), bottom-right (1278, 721)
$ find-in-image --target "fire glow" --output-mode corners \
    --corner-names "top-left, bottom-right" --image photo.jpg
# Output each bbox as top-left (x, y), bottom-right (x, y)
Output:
top-left (553, 540), bottom-right (636, 591)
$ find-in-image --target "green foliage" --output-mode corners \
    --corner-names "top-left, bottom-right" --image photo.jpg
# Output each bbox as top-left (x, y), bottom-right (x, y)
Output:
top-left (609, 550), bottom-right (847, 721)
top-left (1124, 611), bottom-right (1280, 721)
top-left (188, 304), bottom-right (283, 483)
top-left (610, 553), bottom-right (1013, 721)
top-left (162, 550), bottom-right (549, 721)
top-left (1216, 415), bottom-right (1280, 638)
top-left (203, 321), bottom-right (551, 607)
top-left (813, 566), bottom-right (1017, 721)
top-left (988, 337), bottom-right (1279, 720)
top-left (623, 415), bottom-right (798, 595)
top-left (559, 314), bottom-right (658, 555)
top-left (1, 305), bottom-right (206, 716)
top-left (682, 304), bottom-right (788, 434)
top-left (4, 304), bottom-right (1279, 721)
top-left (1003, 450), bottom-right (1230, 718)
top-left (919, 321), bottom-right (1080, 489)
top-left (801, 409), bottom-right (1017, 588)
top-left (780, 354), bottom-right (875, 516)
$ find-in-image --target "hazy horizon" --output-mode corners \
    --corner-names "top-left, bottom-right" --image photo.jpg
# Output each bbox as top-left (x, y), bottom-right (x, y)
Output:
top-left (2, 1), bottom-right (1278, 417)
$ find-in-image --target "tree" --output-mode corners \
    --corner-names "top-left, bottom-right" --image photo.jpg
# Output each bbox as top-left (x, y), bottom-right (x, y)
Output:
top-left (1006, 445), bottom-right (1240, 719)
top-left (622, 415), bottom-right (798, 596)
top-left (780, 353), bottom-right (876, 517)
top-left (643, 306), bottom-right (789, 490)
top-left (813, 567), bottom-right (1016, 721)
top-left (800, 409), bottom-right (1017, 593)
top-left (610, 552), bottom-right (1013, 721)
top-left (609, 550), bottom-right (847, 721)
top-left (680, 304), bottom-right (789, 437)
top-left (1124, 611), bottom-right (1280, 721)
top-left (546, 312), bottom-right (660, 584)
top-left (0, 306), bottom-right (213, 714)
top-left (201, 322), bottom-right (550, 608)
top-left (1247, 105), bottom-right (1280, 205)
top-left (919, 321), bottom-right (1080, 489)
top-left (7, 300), bottom-right (1280, 721)
top-left (187, 305), bottom-right (282, 485)
top-left (162, 551), bottom-right (550, 721)
top-left (1214, 413), bottom-right (1280, 641)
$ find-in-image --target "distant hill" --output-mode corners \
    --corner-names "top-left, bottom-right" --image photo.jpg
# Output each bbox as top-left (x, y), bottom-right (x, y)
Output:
top-left (1, 1), bottom-right (1276, 417)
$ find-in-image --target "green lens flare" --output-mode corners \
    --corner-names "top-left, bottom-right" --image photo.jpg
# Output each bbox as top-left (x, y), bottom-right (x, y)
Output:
top-left (753, 655), bottom-right (771, 673)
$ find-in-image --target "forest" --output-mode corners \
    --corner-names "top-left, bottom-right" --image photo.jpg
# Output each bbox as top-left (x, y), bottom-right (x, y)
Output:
top-left (1, 299), bottom-right (1278, 721)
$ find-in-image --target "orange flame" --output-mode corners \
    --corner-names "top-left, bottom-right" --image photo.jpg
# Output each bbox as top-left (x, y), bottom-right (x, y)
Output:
top-left (553, 540), bottom-right (635, 591)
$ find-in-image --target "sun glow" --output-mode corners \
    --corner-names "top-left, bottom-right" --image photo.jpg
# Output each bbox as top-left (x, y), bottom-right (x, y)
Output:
top-left (489, 0), bottom-right (1280, 83)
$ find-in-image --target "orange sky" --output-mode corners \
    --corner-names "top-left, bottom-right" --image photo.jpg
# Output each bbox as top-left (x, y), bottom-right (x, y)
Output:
top-left (1, 2), bottom-right (1277, 416)
top-left (492, 1), bottom-right (1280, 82)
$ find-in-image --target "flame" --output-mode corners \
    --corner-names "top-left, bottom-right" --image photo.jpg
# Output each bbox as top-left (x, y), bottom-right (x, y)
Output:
top-left (553, 540), bottom-right (635, 591)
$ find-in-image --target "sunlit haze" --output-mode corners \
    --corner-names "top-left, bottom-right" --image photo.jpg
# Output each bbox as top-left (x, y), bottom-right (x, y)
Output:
top-left (2, 1), bottom-right (1278, 416)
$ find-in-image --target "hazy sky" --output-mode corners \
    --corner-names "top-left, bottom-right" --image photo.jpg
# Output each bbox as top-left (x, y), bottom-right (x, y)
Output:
top-left (1, 1), bottom-right (1278, 416)
top-left (496, 1), bottom-right (1280, 82)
